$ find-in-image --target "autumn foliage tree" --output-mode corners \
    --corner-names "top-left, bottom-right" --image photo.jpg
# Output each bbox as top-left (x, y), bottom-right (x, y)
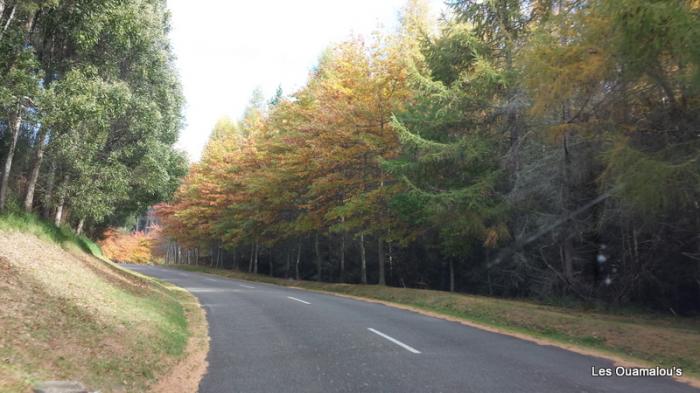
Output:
top-left (158, 0), bottom-right (700, 313)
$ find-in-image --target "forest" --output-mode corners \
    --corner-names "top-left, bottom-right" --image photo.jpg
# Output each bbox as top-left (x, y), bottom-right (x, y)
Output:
top-left (159, 0), bottom-right (700, 314)
top-left (2, 0), bottom-right (698, 315)
top-left (0, 0), bottom-right (186, 233)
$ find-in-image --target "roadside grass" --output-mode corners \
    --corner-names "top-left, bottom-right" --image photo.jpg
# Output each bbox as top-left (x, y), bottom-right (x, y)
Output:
top-left (0, 211), bottom-right (102, 257)
top-left (173, 265), bottom-right (700, 380)
top-left (0, 217), bottom-right (206, 393)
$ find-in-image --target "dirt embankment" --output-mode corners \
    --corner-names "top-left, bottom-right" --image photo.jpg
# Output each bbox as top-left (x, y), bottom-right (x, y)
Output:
top-left (0, 231), bottom-right (208, 393)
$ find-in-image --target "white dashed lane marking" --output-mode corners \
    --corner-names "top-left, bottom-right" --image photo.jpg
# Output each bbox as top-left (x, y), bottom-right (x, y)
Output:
top-left (367, 328), bottom-right (421, 354)
top-left (287, 296), bottom-right (311, 305)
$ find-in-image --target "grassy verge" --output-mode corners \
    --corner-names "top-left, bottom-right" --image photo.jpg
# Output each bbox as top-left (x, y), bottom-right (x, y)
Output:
top-left (0, 212), bottom-right (102, 257)
top-left (0, 215), bottom-right (207, 393)
top-left (173, 264), bottom-right (700, 381)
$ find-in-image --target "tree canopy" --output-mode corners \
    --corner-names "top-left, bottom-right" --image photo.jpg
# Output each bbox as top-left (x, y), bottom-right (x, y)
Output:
top-left (0, 0), bottom-right (186, 235)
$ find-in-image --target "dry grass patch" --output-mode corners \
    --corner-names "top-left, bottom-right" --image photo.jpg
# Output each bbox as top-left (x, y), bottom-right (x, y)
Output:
top-left (0, 231), bottom-right (205, 393)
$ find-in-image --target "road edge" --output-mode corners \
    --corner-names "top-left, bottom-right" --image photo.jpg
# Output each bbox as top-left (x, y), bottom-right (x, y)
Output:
top-left (149, 285), bottom-right (210, 393)
top-left (110, 263), bottom-right (210, 393)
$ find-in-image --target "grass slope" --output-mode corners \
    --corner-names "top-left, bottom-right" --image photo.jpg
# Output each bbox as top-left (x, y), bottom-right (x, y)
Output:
top-left (175, 265), bottom-right (700, 381)
top-left (0, 212), bottom-right (103, 258)
top-left (0, 215), bottom-right (205, 393)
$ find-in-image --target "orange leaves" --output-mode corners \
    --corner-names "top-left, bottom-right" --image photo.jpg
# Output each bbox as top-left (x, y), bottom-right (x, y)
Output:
top-left (98, 227), bottom-right (162, 264)
top-left (159, 32), bottom-right (417, 250)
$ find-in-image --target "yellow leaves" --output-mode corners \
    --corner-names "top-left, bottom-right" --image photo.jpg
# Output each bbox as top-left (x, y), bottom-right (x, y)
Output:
top-left (482, 223), bottom-right (510, 248)
top-left (545, 123), bottom-right (585, 143)
top-left (161, 29), bottom-right (417, 247)
top-left (520, 10), bottom-right (613, 117)
top-left (483, 227), bottom-right (500, 248)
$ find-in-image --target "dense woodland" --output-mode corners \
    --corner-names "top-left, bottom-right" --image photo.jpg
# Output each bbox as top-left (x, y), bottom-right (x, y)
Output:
top-left (159, 0), bottom-right (700, 314)
top-left (2, 0), bottom-right (698, 314)
top-left (0, 0), bottom-right (186, 232)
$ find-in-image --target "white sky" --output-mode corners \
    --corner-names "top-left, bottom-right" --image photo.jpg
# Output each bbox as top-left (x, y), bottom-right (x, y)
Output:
top-left (167, 0), bottom-right (447, 162)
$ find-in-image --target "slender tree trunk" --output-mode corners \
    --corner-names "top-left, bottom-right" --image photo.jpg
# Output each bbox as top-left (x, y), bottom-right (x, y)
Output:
top-left (53, 202), bottom-right (63, 226)
top-left (388, 241), bottom-right (393, 283)
top-left (23, 127), bottom-right (48, 212)
top-left (295, 241), bottom-right (301, 280)
top-left (54, 174), bottom-right (69, 226)
top-left (253, 242), bottom-right (259, 274)
top-left (248, 242), bottom-right (254, 272)
top-left (0, 105), bottom-right (21, 210)
top-left (42, 161), bottom-right (56, 219)
top-left (377, 237), bottom-right (386, 285)
top-left (268, 248), bottom-right (273, 277)
top-left (339, 231), bottom-right (345, 283)
top-left (0, 3), bottom-right (15, 39)
top-left (314, 232), bottom-right (323, 281)
top-left (285, 249), bottom-right (290, 279)
top-left (560, 130), bottom-right (575, 284)
top-left (76, 218), bottom-right (85, 235)
top-left (359, 233), bottom-right (367, 284)
top-left (449, 260), bottom-right (455, 292)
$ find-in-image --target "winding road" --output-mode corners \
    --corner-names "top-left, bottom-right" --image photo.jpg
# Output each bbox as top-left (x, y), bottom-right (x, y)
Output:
top-left (124, 264), bottom-right (698, 393)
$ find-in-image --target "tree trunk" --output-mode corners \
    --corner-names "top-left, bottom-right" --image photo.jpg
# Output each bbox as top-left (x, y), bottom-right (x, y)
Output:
top-left (377, 237), bottom-right (386, 285)
top-left (248, 242), bottom-right (254, 272)
top-left (23, 126), bottom-right (48, 212)
top-left (42, 161), bottom-right (56, 218)
top-left (0, 105), bottom-right (21, 211)
top-left (561, 237), bottom-right (574, 282)
top-left (54, 175), bottom-right (69, 226)
top-left (560, 130), bottom-right (575, 284)
top-left (388, 241), bottom-right (393, 283)
top-left (285, 249), bottom-right (290, 279)
top-left (0, 3), bottom-right (15, 39)
top-left (295, 241), bottom-right (301, 280)
top-left (253, 242), bottom-right (259, 274)
top-left (359, 233), bottom-right (367, 284)
top-left (339, 232), bottom-right (345, 283)
top-left (314, 232), bottom-right (322, 281)
top-left (449, 260), bottom-right (455, 292)
top-left (268, 248), bottom-right (274, 277)
top-left (76, 218), bottom-right (85, 235)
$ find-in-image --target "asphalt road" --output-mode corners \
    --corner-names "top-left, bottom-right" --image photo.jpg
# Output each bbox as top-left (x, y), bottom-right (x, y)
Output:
top-left (124, 264), bottom-right (698, 393)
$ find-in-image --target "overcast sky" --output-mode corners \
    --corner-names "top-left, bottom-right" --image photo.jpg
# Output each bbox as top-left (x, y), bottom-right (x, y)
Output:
top-left (166, 0), bottom-right (446, 161)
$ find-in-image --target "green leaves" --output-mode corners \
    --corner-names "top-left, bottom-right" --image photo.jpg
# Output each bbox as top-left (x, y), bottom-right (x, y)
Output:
top-left (0, 0), bottom-right (185, 229)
